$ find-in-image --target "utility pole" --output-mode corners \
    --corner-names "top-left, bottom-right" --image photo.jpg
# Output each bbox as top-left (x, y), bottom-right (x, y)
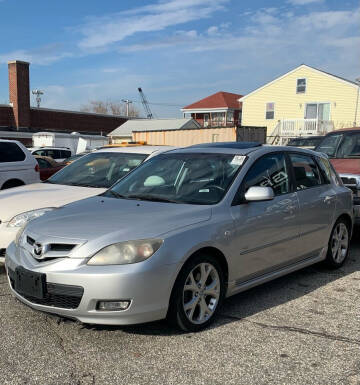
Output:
top-left (354, 78), bottom-right (360, 127)
top-left (32, 89), bottom-right (44, 108)
top-left (121, 99), bottom-right (133, 117)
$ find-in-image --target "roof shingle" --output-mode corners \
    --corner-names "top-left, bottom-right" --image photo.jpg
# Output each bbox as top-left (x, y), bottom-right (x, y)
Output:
top-left (182, 91), bottom-right (243, 110)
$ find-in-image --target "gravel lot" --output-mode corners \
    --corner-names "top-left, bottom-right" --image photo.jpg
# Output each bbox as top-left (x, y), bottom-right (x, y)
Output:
top-left (1, 236), bottom-right (359, 385)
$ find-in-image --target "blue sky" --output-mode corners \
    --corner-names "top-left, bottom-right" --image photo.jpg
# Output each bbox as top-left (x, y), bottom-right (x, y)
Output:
top-left (0, 0), bottom-right (359, 117)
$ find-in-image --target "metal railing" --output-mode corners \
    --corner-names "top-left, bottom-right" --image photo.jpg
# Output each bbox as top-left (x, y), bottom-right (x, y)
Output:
top-left (267, 119), bottom-right (334, 145)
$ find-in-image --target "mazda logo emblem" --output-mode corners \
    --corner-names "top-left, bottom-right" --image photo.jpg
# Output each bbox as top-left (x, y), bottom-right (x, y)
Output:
top-left (33, 242), bottom-right (43, 256)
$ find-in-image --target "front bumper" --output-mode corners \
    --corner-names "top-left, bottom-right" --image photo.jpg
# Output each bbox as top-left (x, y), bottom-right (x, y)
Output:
top-left (354, 199), bottom-right (360, 224)
top-left (5, 242), bottom-right (177, 325)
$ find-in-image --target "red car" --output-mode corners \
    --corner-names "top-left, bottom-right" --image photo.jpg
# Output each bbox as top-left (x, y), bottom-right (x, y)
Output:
top-left (35, 156), bottom-right (65, 181)
top-left (315, 127), bottom-right (360, 223)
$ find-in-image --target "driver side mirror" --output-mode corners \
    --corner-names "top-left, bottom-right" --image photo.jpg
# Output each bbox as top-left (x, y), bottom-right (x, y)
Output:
top-left (244, 186), bottom-right (274, 202)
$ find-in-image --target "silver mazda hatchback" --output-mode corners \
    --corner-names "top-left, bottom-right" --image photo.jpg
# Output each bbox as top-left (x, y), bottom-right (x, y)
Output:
top-left (5, 143), bottom-right (353, 332)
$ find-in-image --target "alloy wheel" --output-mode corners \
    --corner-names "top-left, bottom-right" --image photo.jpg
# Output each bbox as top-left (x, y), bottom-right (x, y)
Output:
top-left (331, 222), bottom-right (349, 264)
top-left (182, 263), bottom-right (220, 325)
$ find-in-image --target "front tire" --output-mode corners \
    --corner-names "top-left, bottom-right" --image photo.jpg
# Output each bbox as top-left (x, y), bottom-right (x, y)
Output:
top-left (167, 254), bottom-right (225, 332)
top-left (324, 219), bottom-right (350, 268)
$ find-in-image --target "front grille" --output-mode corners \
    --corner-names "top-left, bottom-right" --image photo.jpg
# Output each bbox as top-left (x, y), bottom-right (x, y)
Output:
top-left (8, 269), bottom-right (84, 309)
top-left (26, 236), bottom-right (75, 253)
top-left (0, 249), bottom-right (5, 258)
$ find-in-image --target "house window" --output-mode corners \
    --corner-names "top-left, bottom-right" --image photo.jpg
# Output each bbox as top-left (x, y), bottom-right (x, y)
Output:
top-left (266, 103), bottom-right (275, 119)
top-left (227, 110), bottom-right (234, 124)
top-left (212, 112), bottom-right (226, 126)
top-left (297, 78), bottom-right (306, 93)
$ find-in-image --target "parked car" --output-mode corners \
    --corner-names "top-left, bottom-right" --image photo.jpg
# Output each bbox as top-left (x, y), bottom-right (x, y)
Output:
top-left (0, 146), bottom-right (174, 263)
top-left (287, 136), bottom-right (324, 150)
top-left (5, 143), bottom-right (353, 331)
top-left (315, 127), bottom-right (360, 223)
top-left (0, 139), bottom-right (40, 190)
top-left (35, 156), bottom-right (65, 181)
top-left (31, 147), bottom-right (72, 162)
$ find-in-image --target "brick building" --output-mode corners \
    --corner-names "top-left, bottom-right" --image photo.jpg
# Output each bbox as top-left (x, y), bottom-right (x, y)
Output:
top-left (0, 61), bottom-right (128, 145)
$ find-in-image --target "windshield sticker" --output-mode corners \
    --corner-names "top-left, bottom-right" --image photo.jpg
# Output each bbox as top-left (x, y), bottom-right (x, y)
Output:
top-left (231, 155), bottom-right (246, 166)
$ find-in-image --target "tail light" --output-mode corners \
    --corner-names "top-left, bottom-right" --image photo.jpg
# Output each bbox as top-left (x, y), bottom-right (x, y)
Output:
top-left (35, 164), bottom-right (40, 173)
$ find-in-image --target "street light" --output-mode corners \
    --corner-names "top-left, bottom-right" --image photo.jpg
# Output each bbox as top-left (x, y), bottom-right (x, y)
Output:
top-left (32, 89), bottom-right (44, 108)
top-left (121, 99), bottom-right (133, 117)
top-left (354, 78), bottom-right (360, 127)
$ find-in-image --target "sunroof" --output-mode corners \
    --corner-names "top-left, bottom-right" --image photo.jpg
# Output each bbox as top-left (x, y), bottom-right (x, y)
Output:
top-left (189, 142), bottom-right (262, 149)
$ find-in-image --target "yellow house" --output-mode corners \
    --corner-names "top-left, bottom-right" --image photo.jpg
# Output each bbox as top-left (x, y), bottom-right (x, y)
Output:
top-left (239, 64), bottom-right (360, 144)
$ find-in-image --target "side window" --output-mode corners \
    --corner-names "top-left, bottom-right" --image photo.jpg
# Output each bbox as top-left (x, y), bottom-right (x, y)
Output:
top-left (243, 153), bottom-right (290, 196)
top-left (0, 143), bottom-right (26, 162)
top-left (317, 157), bottom-right (341, 186)
top-left (36, 158), bottom-right (49, 169)
top-left (265, 103), bottom-right (275, 120)
top-left (62, 150), bottom-right (71, 158)
top-left (289, 154), bottom-right (322, 190)
top-left (296, 78), bottom-right (306, 93)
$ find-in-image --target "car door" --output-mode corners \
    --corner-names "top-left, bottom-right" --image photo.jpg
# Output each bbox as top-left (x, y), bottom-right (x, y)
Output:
top-left (288, 152), bottom-right (336, 258)
top-left (229, 152), bottom-right (301, 282)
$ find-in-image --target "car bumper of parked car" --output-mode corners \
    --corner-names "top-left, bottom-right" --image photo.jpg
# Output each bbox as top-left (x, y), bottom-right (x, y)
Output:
top-left (353, 197), bottom-right (360, 225)
top-left (0, 222), bottom-right (19, 263)
top-left (5, 242), bottom-right (177, 325)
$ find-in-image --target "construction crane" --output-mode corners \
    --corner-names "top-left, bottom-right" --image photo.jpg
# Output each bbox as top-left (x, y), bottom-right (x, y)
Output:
top-left (138, 87), bottom-right (153, 119)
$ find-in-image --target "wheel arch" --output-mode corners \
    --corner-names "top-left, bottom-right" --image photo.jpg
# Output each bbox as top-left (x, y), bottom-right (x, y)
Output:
top-left (335, 213), bottom-right (353, 238)
top-left (1, 179), bottom-right (25, 190)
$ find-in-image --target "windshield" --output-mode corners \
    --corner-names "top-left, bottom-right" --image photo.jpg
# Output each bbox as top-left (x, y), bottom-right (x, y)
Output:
top-left (315, 134), bottom-right (343, 157)
top-left (288, 137), bottom-right (323, 147)
top-left (47, 152), bottom-right (148, 188)
top-left (104, 153), bottom-right (245, 205)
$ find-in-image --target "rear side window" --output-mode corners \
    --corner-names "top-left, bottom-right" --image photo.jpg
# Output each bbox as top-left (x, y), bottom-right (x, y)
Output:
top-left (243, 153), bottom-right (290, 196)
top-left (61, 150), bottom-right (71, 158)
top-left (317, 156), bottom-right (341, 186)
top-left (0, 142), bottom-right (26, 162)
top-left (37, 158), bottom-right (50, 169)
top-left (289, 154), bottom-right (322, 190)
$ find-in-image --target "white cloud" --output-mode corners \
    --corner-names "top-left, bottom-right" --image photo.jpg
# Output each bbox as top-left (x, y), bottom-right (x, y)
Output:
top-left (288, 0), bottom-right (324, 5)
top-left (0, 44), bottom-right (73, 65)
top-left (77, 0), bottom-right (228, 49)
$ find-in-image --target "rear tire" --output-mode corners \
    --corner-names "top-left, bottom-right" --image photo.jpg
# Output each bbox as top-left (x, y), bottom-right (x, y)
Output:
top-left (324, 219), bottom-right (350, 268)
top-left (167, 254), bottom-right (225, 332)
top-left (1, 180), bottom-right (24, 190)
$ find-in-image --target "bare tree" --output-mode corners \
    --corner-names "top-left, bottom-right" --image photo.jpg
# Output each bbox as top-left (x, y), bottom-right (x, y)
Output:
top-left (80, 100), bottom-right (140, 117)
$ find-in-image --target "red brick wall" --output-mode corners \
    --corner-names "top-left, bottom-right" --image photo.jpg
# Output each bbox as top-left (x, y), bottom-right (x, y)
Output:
top-left (0, 105), bottom-right (12, 127)
top-left (30, 108), bottom-right (127, 135)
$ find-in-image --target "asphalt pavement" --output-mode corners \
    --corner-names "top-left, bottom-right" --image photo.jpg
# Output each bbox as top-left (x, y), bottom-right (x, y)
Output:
top-left (1, 236), bottom-right (359, 385)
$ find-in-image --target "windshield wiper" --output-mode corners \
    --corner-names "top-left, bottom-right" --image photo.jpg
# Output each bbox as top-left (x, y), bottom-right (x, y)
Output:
top-left (126, 194), bottom-right (179, 203)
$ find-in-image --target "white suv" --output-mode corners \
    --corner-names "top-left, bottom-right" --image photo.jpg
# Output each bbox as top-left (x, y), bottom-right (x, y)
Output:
top-left (0, 139), bottom-right (40, 190)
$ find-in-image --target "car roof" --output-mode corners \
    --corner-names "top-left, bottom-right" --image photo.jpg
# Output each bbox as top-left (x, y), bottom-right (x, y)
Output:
top-left (188, 142), bottom-right (262, 149)
top-left (167, 143), bottom-right (328, 158)
top-left (95, 145), bottom-right (176, 155)
top-left (325, 127), bottom-right (360, 135)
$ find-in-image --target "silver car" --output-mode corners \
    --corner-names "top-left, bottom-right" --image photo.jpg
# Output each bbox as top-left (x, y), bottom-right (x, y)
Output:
top-left (5, 143), bottom-right (353, 332)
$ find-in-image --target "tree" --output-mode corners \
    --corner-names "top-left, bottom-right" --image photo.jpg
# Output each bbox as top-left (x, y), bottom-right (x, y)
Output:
top-left (80, 100), bottom-right (140, 117)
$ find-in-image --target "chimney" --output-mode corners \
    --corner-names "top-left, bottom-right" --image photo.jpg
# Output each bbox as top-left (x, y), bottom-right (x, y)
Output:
top-left (8, 60), bottom-right (30, 130)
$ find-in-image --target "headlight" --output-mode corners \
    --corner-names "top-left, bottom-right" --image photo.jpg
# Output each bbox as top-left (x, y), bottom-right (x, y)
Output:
top-left (14, 226), bottom-right (26, 247)
top-left (87, 239), bottom-right (163, 266)
top-left (7, 208), bottom-right (55, 228)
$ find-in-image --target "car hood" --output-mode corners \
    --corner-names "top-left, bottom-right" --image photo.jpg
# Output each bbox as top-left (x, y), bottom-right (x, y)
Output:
top-left (26, 196), bottom-right (212, 245)
top-left (0, 183), bottom-right (105, 222)
top-left (330, 159), bottom-right (360, 175)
